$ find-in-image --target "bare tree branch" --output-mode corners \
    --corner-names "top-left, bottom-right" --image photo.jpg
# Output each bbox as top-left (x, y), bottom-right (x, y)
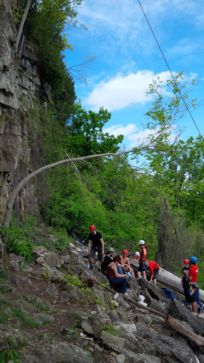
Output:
top-left (16, 0), bottom-right (32, 53)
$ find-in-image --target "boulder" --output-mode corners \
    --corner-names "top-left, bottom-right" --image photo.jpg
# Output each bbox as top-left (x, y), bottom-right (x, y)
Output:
top-left (9, 254), bottom-right (24, 271)
top-left (101, 331), bottom-right (125, 353)
top-left (123, 351), bottom-right (161, 363)
top-left (168, 300), bottom-right (204, 336)
top-left (44, 252), bottom-right (61, 268)
top-left (22, 342), bottom-right (94, 363)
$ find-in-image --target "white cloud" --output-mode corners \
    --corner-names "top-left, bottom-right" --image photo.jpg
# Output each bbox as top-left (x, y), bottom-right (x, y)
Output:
top-left (78, 0), bottom-right (204, 54)
top-left (86, 70), bottom-right (173, 111)
top-left (105, 123), bottom-right (159, 146)
top-left (104, 123), bottom-right (177, 148)
top-left (104, 124), bottom-right (137, 137)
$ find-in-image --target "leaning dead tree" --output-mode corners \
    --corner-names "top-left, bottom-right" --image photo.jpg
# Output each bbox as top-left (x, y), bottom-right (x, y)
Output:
top-left (3, 134), bottom-right (169, 226)
top-left (4, 149), bottom-right (134, 227)
top-left (16, 0), bottom-right (32, 53)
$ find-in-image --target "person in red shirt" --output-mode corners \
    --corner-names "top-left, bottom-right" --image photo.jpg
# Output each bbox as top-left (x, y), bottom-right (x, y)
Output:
top-left (188, 256), bottom-right (198, 284)
top-left (147, 260), bottom-right (160, 286)
top-left (188, 256), bottom-right (199, 313)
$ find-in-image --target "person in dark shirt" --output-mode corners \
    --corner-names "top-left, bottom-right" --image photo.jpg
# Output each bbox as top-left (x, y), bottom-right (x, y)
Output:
top-left (101, 247), bottom-right (115, 275)
top-left (88, 224), bottom-right (105, 269)
top-left (181, 258), bottom-right (191, 306)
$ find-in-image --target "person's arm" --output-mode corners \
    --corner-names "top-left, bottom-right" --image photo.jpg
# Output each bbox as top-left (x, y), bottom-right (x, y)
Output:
top-left (149, 265), bottom-right (154, 281)
top-left (88, 240), bottom-right (92, 255)
top-left (126, 258), bottom-right (134, 271)
top-left (142, 247), bottom-right (147, 260)
top-left (112, 264), bottom-right (126, 278)
top-left (100, 238), bottom-right (105, 256)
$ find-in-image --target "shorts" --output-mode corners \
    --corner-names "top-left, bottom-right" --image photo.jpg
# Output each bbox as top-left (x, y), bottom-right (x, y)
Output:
top-left (188, 288), bottom-right (199, 303)
top-left (90, 246), bottom-right (103, 262)
top-left (138, 261), bottom-right (147, 272)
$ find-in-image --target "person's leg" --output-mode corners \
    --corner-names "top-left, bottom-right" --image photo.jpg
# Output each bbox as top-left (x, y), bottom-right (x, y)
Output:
top-left (109, 278), bottom-right (127, 294)
top-left (192, 301), bottom-right (198, 313)
top-left (152, 269), bottom-right (159, 286)
top-left (141, 262), bottom-right (147, 279)
top-left (89, 247), bottom-right (95, 269)
top-left (137, 263), bottom-right (143, 278)
top-left (98, 247), bottom-right (103, 263)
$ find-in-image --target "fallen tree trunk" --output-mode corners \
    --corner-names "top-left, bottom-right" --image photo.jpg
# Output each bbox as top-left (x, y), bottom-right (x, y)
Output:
top-left (158, 267), bottom-right (204, 301)
top-left (130, 259), bottom-right (204, 301)
top-left (166, 315), bottom-right (204, 347)
top-left (126, 295), bottom-right (204, 347)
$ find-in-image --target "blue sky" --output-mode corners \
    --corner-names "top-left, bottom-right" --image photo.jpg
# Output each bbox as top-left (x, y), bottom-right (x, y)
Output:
top-left (64, 0), bottom-right (204, 149)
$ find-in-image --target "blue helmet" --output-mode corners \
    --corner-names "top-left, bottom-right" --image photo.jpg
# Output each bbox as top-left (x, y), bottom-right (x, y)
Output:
top-left (189, 256), bottom-right (198, 264)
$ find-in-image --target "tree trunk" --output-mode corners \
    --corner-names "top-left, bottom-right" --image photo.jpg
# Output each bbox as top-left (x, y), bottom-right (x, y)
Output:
top-left (16, 0), bottom-right (32, 53)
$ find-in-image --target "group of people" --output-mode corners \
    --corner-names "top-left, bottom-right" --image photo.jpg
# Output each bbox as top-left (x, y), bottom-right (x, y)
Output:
top-left (181, 256), bottom-right (202, 313)
top-left (87, 224), bottom-right (160, 294)
top-left (87, 224), bottom-right (203, 313)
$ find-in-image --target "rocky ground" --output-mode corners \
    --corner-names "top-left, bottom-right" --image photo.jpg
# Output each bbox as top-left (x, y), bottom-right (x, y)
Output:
top-left (0, 241), bottom-right (204, 363)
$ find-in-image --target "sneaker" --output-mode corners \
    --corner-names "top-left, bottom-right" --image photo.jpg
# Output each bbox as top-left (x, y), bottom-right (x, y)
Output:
top-left (125, 292), bottom-right (129, 296)
top-left (114, 293), bottom-right (119, 299)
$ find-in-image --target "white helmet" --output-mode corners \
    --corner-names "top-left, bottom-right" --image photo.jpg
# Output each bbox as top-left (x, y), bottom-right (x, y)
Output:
top-left (139, 240), bottom-right (145, 246)
top-left (135, 251), bottom-right (140, 257)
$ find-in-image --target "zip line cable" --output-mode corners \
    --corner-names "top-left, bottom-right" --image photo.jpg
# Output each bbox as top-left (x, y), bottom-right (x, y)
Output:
top-left (137, 0), bottom-right (201, 136)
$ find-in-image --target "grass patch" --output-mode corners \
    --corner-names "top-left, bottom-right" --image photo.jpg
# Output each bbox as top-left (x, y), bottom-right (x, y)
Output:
top-left (12, 308), bottom-right (40, 329)
top-left (0, 268), bottom-right (7, 281)
top-left (24, 295), bottom-right (54, 313)
top-left (64, 274), bottom-right (84, 288)
top-left (0, 312), bottom-right (8, 324)
top-left (0, 349), bottom-right (21, 363)
top-left (102, 324), bottom-right (119, 336)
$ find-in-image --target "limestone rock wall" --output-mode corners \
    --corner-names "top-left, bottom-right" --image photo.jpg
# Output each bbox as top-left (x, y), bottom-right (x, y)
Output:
top-left (0, 0), bottom-right (46, 222)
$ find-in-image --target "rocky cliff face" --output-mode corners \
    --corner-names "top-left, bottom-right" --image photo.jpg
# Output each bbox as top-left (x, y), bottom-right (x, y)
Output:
top-left (0, 0), bottom-right (47, 222)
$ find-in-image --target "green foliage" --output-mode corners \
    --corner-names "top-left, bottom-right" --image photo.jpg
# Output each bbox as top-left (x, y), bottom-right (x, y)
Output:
top-left (12, 308), bottom-right (40, 329)
top-left (24, 295), bottom-right (54, 313)
top-left (64, 274), bottom-right (83, 288)
top-left (0, 312), bottom-right (8, 324)
top-left (26, 0), bottom-right (79, 121)
top-left (1, 220), bottom-right (33, 261)
top-left (0, 350), bottom-right (21, 363)
top-left (67, 103), bottom-right (123, 156)
top-left (102, 324), bottom-right (119, 336)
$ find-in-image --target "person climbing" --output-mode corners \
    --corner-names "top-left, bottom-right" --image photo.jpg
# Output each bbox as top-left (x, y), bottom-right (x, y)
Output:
top-left (120, 249), bottom-right (134, 277)
top-left (101, 247), bottom-right (115, 275)
top-left (106, 255), bottom-right (128, 294)
top-left (147, 260), bottom-right (160, 286)
top-left (181, 258), bottom-right (191, 307)
top-left (188, 256), bottom-right (199, 313)
top-left (88, 225), bottom-right (104, 270)
top-left (137, 240), bottom-right (148, 279)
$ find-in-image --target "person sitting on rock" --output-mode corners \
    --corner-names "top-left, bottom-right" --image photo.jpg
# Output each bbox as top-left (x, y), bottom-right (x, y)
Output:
top-left (88, 225), bottom-right (104, 270)
top-left (106, 255), bottom-right (128, 294)
top-left (137, 240), bottom-right (148, 279)
top-left (120, 249), bottom-right (134, 277)
top-left (146, 260), bottom-right (160, 286)
top-left (101, 247), bottom-right (115, 275)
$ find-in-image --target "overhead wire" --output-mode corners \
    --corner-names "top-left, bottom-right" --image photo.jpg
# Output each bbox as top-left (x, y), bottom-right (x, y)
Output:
top-left (137, 0), bottom-right (201, 136)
